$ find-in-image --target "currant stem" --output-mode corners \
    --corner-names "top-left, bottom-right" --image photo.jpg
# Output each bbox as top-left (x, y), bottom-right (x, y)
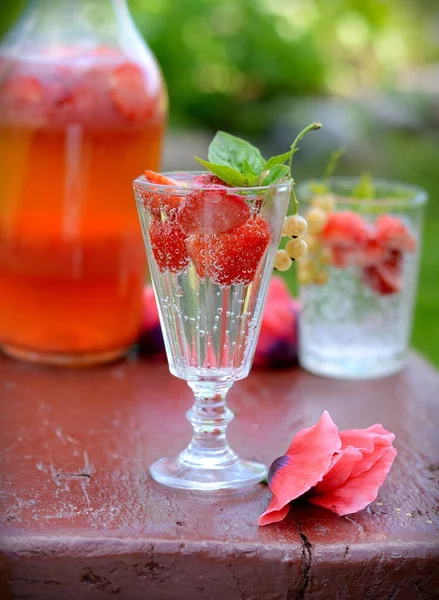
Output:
top-left (287, 121), bottom-right (322, 214)
top-left (291, 181), bottom-right (299, 215)
top-left (287, 121), bottom-right (322, 171)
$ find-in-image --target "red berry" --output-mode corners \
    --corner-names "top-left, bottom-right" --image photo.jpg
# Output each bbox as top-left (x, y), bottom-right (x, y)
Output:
top-left (330, 246), bottom-right (359, 269)
top-left (375, 215), bottom-right (416, 252)
top-left (321, 212), bottom-right (370, 249)
top-left (362, 250), bottom-right (403, 296)
top-left (144, 170), bottom-right (176, 186)
top-left (149, 219), bottom-right (189, 274)
top-left (176, 189), bottom-right (251, 235)
top-left (187, 216), bottom-right (271, 286)
top-left (193, 174), bottom-right (230, 187)
top-left (2, 75), bottom-right (43, 103)
top-left (141, 170), bottom-right (181, 216)
top-left (358, 235), bottom-right (388, 267)
top-left (185, 233), bottom-right (207, 279)
top-left (110, 62), bottom-right (152, 122)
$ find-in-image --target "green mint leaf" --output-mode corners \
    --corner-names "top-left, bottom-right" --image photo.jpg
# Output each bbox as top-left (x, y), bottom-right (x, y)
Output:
top-left (208, 131), bottom-right (265, 175)
top-left (242, 159), bottom-right (259, 186)
top-left (242, 158), bottom-right (255, 177)
top-left (260, 164), bottom-right (290, 186)
top-left (264, 151), bottom-right (292, 170)
top-left (353, 173), bottom-right (374, 198)
top-left (245, 175), bottom-right (260, 186)
top-left (195, 157), bottom-right (247, 187)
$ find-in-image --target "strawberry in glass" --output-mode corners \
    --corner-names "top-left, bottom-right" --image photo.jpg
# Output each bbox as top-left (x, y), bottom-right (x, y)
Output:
top-left (296, 175), bottom-right (427, 379)
top-left (133, 125), bottom-right (320, 490)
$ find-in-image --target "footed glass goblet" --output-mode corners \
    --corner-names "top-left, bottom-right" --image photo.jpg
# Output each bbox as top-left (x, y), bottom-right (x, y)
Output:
top-left (133, 172), bottom-right (292, 490)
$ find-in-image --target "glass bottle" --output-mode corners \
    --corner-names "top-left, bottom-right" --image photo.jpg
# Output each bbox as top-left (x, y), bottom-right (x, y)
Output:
top-left (0, 0), bottom-right (167, 365)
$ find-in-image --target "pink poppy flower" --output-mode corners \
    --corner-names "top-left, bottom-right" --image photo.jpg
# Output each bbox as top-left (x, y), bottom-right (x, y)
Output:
top-left (253, 276), bottom-right (300, 369)
top-left (258, 411), bottom-right (397, 526)
top-left (138, 285), bottom-right (165, 356)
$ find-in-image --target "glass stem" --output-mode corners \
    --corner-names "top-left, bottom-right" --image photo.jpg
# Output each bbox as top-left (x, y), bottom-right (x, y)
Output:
top-left (180, 381), bottom-right (238, 468)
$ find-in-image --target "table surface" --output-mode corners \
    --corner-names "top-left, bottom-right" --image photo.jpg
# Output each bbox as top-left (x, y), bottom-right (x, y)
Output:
top-left (0, 353), bottom-right (438, 600)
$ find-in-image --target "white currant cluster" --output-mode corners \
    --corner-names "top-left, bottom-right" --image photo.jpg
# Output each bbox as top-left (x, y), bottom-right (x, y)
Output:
top-left (297, 194), bottom-right (335, 285)
top-left (274, 214), bottom-right (309, 272)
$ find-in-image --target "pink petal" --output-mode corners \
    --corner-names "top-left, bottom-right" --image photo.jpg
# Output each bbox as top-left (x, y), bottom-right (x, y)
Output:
top-left (340, 424), bottom-right (395, 478)
top-left (308, 446), bottom-right (397, 515)
top-left (142, 285), bottom-right (160, 330)
top-left (314, 446), bottom-right (363, 494)
top-left (260, 303), bottom-right (296, 340)
top-left (339, 429), bottom-right (375, 452)
top-left (257, 503), bottom-right (290, 527)
top-left (349, 442), bottom-right (390, 478)
top-left (266, 276), bottom-right (293, 304)
top-left (258, 411), bottom-right (341, 526)
top-left (340, 425), bottom-right (394, 452)
top-left (366, 423), bottom-right (395, 437)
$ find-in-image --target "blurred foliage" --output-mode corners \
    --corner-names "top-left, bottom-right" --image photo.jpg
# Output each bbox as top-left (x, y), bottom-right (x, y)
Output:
top-left (129, 0), bottom-right (438, 133)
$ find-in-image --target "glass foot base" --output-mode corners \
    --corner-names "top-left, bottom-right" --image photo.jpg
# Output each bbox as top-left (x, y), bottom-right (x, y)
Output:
top-left (150, 455), bottom-right (267, 491)
top-left (1, 343), bottom-right (128, 367)
top-left (300, 348), bottom-right (405, 380)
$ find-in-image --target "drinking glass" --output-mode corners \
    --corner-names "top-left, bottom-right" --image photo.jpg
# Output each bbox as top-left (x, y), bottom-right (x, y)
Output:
top-left (133, 172), bottom-right (292, 490)
top-left (296, 178), bottom-right (427, 379)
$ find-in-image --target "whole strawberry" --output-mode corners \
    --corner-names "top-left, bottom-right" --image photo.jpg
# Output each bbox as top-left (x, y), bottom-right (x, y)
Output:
top-left (149, 219), bottom-right (189, 274)
top-left (187, 216), bottom-right (271, 286)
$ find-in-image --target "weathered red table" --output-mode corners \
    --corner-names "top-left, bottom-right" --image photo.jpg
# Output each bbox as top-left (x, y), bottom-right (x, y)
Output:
top-left (0, 353), bottom-right (438, 600)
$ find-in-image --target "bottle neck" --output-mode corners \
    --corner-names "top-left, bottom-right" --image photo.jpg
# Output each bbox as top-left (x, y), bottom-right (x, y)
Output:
top-left (4, 0), bottom-right (142, 59)
top-left (28, 0), bottom-right (129, 14)
top-left (25, 0), bottom-right (131, 33)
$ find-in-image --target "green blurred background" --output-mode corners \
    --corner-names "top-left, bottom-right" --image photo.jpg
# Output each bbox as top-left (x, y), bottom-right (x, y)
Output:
top-left (1, 0), bottom-right (438, 365)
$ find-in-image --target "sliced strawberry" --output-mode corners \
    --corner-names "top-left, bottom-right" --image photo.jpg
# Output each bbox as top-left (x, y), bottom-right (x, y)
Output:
top-left (193, 174), bottom-right (230, 187)
top-left (185, 234), bottom-right (207, 279)
top-left (149, 219), bottom-right (189, 274)
top-left (187, 216), bottom-right (271, 286)
top-left (358, 235), bottom-right (388, 267)
top-left (330, 246), bottom-right (359, 269)
top-left (362, 250), bottom-right (403, 296)
top-left (375, 215), bottom-right (416, 252)
top-left (141, 170), bottom-right (181, 216)
top-left (321, 212), bottom-right (370, 249)
top-left (176, 189), bottom-right (250, 235)
top-left (2, 75), bottom-right (43, 104)
top-left (144, 170), bottom-right (177, 186)
top-left (110, 62), bottom-right (152, 122)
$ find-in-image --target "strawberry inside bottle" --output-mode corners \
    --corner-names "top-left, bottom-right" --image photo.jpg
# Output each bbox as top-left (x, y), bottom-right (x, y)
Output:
top-left (0, 0), bottom-right (167, 365)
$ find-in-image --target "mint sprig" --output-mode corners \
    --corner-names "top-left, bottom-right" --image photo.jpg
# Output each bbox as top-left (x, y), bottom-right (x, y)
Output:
top-left (208, 131), bottom-right (265, 174)
top-left (195, 123), bottom-right (322, 197)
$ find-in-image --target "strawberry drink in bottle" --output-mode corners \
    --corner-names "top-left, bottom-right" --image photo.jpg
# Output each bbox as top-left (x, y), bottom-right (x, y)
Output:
top-left (0, 0), bottom-right (166, 365)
